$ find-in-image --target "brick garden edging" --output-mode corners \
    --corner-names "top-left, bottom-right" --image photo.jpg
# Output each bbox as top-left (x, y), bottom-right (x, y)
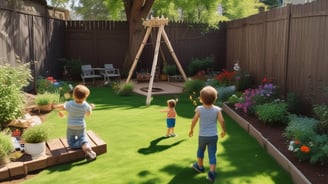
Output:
top-left (222, 103), bottom-right (311, 184)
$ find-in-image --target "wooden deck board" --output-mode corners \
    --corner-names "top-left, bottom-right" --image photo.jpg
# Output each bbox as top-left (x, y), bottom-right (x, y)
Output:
top-left (0, 130), bottom-right (106, 182)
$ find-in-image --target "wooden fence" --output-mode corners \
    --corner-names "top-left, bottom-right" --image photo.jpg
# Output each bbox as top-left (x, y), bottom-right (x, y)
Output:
top-left (64, 21), bottom-right (227, 77)
top-left (226, 0), bottom-right (328, 105)
top-left (0, 1), bottom-right (65, 92)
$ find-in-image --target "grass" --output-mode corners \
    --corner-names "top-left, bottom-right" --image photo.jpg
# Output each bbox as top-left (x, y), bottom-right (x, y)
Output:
top-left (22, 86), bottom-right (293, 184)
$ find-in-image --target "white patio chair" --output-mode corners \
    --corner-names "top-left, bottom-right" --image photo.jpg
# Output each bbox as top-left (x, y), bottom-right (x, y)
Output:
top-left (100, 64), bottom-right (121, 82)
top-left (81, 65), bottom-right (102, 84)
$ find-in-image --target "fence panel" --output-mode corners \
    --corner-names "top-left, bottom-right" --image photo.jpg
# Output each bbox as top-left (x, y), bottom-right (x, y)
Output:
top-left (226, 0), bottom-right (328, 105)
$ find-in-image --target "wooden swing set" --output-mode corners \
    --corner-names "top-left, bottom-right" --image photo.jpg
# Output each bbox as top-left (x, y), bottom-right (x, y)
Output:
top-left (126, 16), bottom-right (187, 105)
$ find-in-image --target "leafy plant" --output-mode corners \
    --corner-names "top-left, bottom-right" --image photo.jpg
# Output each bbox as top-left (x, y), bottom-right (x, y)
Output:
top-left (0, 130), bottom-right (14, 157)
top-left (22, 124), bottom-right (49, 143)
top-left (235, 71), bottom-right (253, 91)
top-left (284, 115), bottom-right (328, 164)
top-left (313, 104), bottom-right (328, 134)
top-left (286, 92), bottom-right (303, 115)
top-left (188, 57), bottom-right (214, 76)
top-left (163, 64), bottom-right (177, 76)
top-left (217, 85), bottom-right (236, 103)
top-left (63, 58), bottom-right (82, 80)
top-left (183, 79), bottom-right (205, 95)
top-left (255, 101), bottom-right (289, 126)
top-left (117, 82), bottom-right (134, 96)
top-left (283, 115), bottom-right (319, 140)
top-left (35, 92), bottom-right (60, 105)
top-left (0, 63), bottom-right (32, 129)
top-left (226, 93), bottom-right (242, 105)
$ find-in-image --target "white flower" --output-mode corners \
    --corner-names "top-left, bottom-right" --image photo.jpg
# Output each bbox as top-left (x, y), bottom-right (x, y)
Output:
top-left (288, 141), bottom-right (295, 151)
top-left (233, 63), bottom-right (240, 71)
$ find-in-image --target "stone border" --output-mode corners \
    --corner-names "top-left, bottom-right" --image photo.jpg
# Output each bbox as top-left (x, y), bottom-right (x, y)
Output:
top-left (222, 103), bottom-right (311, 184)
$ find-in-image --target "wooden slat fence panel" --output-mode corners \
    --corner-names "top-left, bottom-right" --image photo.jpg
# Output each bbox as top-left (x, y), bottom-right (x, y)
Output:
top-left (227, 0), bottom-right (328, 105)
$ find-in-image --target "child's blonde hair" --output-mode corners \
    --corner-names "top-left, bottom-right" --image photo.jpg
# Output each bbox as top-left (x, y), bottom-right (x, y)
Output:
top-left (73, 85), bottom-right (90, 103)
top-left (200, 86), bottom-right (217, 105)
top-left (167, 99), bottom-right (177, 108)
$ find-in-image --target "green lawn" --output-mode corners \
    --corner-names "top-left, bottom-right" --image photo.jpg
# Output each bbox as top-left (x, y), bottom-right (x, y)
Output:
top-left (22, 87), bottom-right (293, 184)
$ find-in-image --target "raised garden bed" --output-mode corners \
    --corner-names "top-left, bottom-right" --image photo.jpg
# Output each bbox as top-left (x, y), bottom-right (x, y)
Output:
top-left (223, 103), bottom-right (328, 184)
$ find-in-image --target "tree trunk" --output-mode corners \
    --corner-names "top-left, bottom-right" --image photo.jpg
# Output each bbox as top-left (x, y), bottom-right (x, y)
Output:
top-left (122, 0), bottom-right (155, 74)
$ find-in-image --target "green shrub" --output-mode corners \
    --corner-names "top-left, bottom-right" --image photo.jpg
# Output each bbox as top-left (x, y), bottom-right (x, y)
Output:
top-left (117, 82), bottom-right (134, 96)
top-left (0, 130), bottom-right (14, 157)
top-left (255, 101), bottom-right (289, 126)
top-left (35, 92), bottom-right (60, 105)
top-left (283, 115), bottom-right (328, 164)
top-left (163, 64), bottom-right (177, 76)
top-left (313, 104), bottom-right (328, 134)
top-left (217, 86), bottom-right (236, 103)
top-left (183, 79), bottom-right (205, 95)
top-left (286, 92), bottom-right (303, 115)
top-left (235, 71), bottom-right (253, 91)
top-left (22, 124), bottom-right (49, 143)
top-left (188, 57), bottom-right (214, 76)
top-left (283, 115), bottom-right (319, 140)
top-left (36, 76), bottom-right (55, 94)
top-left (226, 93), bottom-right (242, 105)
top-left (0, 63), bottom-right (32, 129)
top-left (63, 58), bottom-right (82, 80)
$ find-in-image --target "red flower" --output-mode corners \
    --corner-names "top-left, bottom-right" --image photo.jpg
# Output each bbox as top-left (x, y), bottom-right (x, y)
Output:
top-left (216, 69), bottom-right (236, 85)
top-left (300, 145), bottom-right (310, 153)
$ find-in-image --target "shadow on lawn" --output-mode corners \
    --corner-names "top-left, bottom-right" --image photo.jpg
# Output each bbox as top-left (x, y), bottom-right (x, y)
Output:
top-left (161, 164), bottom-right (210, 184)
top-left (138, 136), bottom-right (186, 155)
top-left (46, 159), bottom-right (91, 174)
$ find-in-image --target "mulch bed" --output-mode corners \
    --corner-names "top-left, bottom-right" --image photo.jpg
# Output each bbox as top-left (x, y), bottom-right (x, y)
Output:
top-left (233, 109), bottom-right (328, 184)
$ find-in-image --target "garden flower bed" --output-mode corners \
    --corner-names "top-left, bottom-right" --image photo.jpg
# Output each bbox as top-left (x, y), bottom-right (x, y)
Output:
top-left (223, 103), bottom-right (328, 184)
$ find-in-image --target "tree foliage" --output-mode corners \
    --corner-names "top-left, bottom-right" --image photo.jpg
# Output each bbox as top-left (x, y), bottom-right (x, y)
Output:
top-left (221, 0), bottom-right (265, 20)
top-left (75, 0), bottom-right (109, 20)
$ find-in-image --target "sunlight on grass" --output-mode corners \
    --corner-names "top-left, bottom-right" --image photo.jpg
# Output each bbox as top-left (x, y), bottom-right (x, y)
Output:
top-left (22, 87), bottom-right (293, 184)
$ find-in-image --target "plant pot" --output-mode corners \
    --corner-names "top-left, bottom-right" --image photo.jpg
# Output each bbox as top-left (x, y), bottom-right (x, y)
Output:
top-left (24, 142), bottom-right (46, 159)
top-left (38, 104), bottom-right (53, 113)
top-left (160, 74), bottom-right (168, 81)
top-left (0, 156), bottom-right (10, 165)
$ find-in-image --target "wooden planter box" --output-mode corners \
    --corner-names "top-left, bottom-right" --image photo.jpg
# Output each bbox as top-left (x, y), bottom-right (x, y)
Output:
top-left (222, 103), bottom-right (311, 184)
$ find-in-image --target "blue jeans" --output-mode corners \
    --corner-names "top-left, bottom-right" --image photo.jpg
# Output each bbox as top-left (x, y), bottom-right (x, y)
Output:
top-left (67, 128), bottom-right (89, 149)
top-left (197, 136), bottom-right (218, 165)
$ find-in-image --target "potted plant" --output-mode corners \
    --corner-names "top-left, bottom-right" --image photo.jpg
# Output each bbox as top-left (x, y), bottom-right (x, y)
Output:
top-left (0, 130), bottom-right (14, 165)
top-left (35, 92), bottom-right (59, 113)
top-left (22, 124), bottom-right (49, 159)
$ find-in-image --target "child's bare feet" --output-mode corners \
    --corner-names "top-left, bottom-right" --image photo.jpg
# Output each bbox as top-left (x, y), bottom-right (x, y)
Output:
top-left (85, 149), bottom-right (97, 161)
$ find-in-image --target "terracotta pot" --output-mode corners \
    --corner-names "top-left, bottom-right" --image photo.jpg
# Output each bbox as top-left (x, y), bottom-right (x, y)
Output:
top-left (38, 104), bottom-right (53, 113)
top-left (0, 156), bottom-right (10, 165)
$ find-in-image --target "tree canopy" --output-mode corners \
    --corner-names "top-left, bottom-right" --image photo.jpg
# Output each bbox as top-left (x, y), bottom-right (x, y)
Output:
top-left (48, 0), bottom-right (267, 25)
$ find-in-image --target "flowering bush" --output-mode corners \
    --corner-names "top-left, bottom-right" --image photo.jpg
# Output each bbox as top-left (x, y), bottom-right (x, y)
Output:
top-left (234, 77), bottom-right (278, 115)
top-left (216, 69), bottom-right (236, 86)
top-left (284, 115), bottom-right (328, 165)
top-left (234, 88), bottom-right (259, 115)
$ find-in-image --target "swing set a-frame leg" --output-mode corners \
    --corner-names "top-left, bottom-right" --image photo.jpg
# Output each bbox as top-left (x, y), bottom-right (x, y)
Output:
top-left (126, 26), bottom-right (152, 83)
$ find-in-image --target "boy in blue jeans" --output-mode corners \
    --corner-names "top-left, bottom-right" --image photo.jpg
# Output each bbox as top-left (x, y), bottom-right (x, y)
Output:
top-left (189, 86), bottom-right (226, 182)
